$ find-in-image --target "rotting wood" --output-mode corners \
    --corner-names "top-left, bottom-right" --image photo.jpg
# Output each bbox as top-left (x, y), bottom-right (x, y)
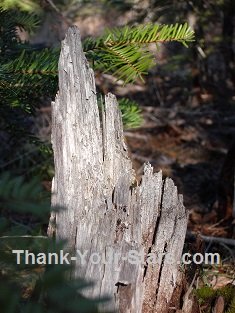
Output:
top-left (51, 26), bottom-right (189, 313)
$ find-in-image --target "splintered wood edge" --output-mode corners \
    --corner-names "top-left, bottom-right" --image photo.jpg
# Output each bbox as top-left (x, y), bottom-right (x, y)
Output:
top-left (51, 26), bottom-right (188, 312)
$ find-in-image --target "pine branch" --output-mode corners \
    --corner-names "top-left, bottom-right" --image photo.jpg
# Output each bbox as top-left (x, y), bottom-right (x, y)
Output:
top-left (119, 98), bottom-right (143, 129)
top-left (99, 44), bottom-right (154, 82)
top-left (84, 22), bottom-right (195, 83)
top-left (1, 48), bottom-right (59, 95)
top-left (3, 49), bottom-right (58, 77)
top-left (0, 8), bottom-right (40, 35)
top-left (104, 23), bottom-right (194, 47)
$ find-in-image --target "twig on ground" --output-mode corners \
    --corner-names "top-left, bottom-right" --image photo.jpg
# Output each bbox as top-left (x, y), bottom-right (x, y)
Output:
top-left (186, 231), bottom-right (235, 247)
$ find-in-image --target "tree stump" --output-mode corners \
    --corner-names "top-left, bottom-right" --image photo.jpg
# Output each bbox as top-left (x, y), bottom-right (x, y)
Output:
top-left (51, 26), bottom-right (189, 313)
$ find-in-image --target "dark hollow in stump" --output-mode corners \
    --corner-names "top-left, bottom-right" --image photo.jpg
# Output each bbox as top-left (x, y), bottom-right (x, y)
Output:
top-left (51, 26), bottom-right (189, 313)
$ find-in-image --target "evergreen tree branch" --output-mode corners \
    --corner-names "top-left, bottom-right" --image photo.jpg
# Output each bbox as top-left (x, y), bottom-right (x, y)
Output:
top-left (83, 22), bottom-right (195, 83)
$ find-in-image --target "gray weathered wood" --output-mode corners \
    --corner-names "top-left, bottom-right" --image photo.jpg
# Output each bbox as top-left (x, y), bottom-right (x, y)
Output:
top-left (51, 26), bottom-right (188, 313)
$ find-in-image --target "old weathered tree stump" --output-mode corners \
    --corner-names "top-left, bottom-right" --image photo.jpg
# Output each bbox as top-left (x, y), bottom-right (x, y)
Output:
top-left (51, 26), bottom-right (188, 313)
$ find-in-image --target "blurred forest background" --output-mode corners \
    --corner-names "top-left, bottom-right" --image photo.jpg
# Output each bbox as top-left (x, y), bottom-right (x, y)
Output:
top-left (0, 0), bottom-right (235, 312)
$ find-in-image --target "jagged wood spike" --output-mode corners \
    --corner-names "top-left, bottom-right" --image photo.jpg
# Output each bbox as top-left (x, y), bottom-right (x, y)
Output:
top-left (51, 26), bottom-right (188, 313)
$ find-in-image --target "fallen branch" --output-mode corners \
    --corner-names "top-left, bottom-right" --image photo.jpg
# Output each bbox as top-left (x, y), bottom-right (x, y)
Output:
top-left (186, 231), bottom-right (235, 247)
